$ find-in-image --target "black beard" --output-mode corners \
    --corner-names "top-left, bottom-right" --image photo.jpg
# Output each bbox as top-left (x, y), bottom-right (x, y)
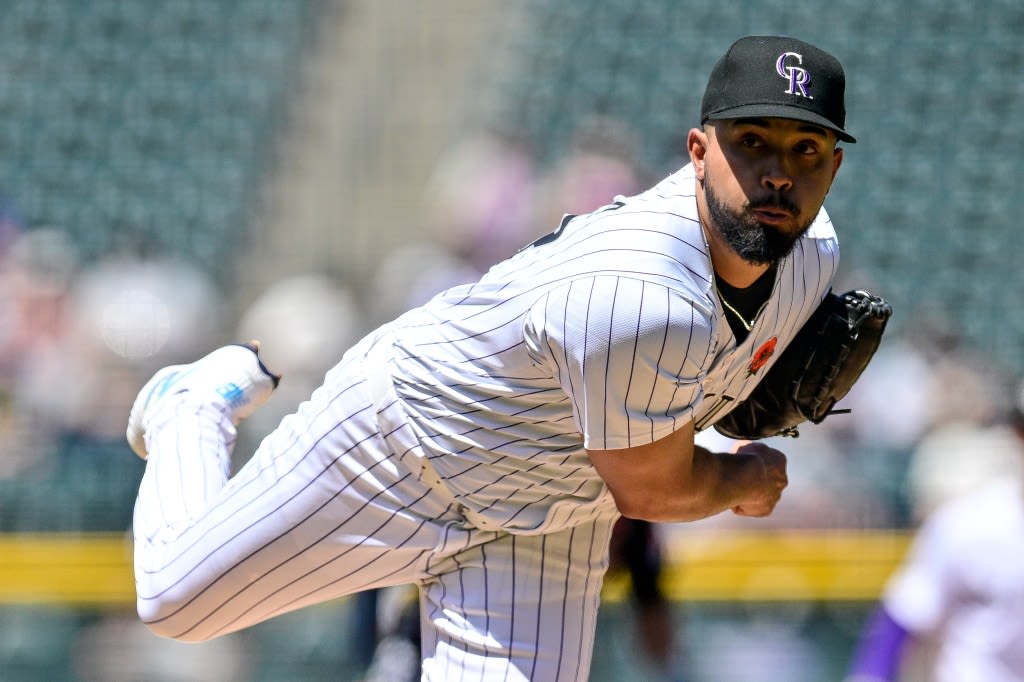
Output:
top-left (704, 179), bottom-right (810, 265)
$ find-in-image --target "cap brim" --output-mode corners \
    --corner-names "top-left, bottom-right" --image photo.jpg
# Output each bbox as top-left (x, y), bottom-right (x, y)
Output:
top-left (704, 103), bottom-right (856, 143)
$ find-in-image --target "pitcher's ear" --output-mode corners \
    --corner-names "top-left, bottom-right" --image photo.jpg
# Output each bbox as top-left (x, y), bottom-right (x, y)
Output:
top-left (687, 127), bottom-right (708, 177)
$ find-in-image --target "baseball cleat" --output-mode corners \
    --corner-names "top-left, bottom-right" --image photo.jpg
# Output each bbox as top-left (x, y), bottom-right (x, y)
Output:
top-left (126, 342), bottom-right (281, 459)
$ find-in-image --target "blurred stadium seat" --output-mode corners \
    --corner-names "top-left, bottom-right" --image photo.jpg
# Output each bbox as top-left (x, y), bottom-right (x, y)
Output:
top-left (0, 4), bottom-right (326, 677)
top-left (0, 0), bottom-right (322, 285)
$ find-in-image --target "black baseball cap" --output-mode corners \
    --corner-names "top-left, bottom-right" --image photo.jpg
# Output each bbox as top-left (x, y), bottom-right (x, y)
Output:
top-left (701, 35), bottom-right (855, 143)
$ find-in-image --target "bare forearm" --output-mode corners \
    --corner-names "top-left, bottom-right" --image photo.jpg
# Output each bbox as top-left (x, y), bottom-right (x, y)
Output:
top-left (636, 445), bottom-right (780, 522)
top-left (681, 446), bottom-right (766, 518)
top-left (588, 426), bottom-right (788, 523)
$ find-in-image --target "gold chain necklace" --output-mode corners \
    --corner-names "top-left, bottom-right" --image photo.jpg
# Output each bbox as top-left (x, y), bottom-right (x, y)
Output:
top-left (718, 293), bottom-right (769, 332)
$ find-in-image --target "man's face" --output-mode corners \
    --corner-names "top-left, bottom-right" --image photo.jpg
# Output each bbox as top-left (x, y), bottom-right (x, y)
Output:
top-left (692, 118), bottom-right (843, 265)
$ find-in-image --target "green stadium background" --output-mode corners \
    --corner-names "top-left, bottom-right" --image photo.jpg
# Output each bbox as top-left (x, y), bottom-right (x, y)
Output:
top-left (0, 1), bottom-right (1020, 680)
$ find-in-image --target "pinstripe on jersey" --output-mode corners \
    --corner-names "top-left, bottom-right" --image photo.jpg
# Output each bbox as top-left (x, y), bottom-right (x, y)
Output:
top-left (134, 329), bottom-right (620, 680)
top-left (133, 161), bottom-right (838, 680)
top-left (383, 162), bottom-right (838, 534)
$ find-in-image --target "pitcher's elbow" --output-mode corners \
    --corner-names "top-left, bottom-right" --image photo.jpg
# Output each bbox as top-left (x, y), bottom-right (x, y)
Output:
top-left (613, 493), bottom-right (670, 523)
top-left (613, 490), bottom-right (717, 523)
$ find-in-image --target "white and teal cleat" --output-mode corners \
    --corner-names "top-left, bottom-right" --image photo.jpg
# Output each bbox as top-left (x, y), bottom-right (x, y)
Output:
top-left (126, 342), bottom-right (281, 459)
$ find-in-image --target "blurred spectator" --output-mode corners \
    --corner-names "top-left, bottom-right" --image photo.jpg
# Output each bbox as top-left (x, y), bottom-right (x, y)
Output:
top-left (367, 241), bottom-right (480, 327)
top-left (531, 115), bottom-right (654, 230)
top-left (0, 242), bottom-right (225, 533)
top-left (234, 273), bottom-right (364, 454)
top-left (59, 253), bottom-right (225, 441)
top-left (830, 337), bottom-right (936, 456)
top-left (423, 125), bottom-right (539, 274)
top-left (0, 231), bottom-right (248, 672)
top-left (364, 126), bottom-right (538, 328)
top-left (905, 419), bottom-right (1024, 523)
top-left (0, 227), bottom-right (76, 478)
top-left (845, 397), bottom-right (1024, 682)
top-left (904, 314), bottom-right (1007, 431)
top-left (831, 311), bottom-right (1005, 457)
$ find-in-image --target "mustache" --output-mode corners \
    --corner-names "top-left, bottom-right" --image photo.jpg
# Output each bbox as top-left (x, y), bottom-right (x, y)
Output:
top-left (747, 195), bottom-right (800, 216)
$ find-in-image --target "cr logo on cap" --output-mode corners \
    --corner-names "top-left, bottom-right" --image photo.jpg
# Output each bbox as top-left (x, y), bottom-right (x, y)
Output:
top-left (776, 52), bottom-right (812, 99)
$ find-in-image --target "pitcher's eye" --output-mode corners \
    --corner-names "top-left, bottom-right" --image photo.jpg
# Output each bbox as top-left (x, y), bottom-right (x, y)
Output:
top-left (794, 140), bottom-right (821, 156)
top-left (738, 134), bottom-right (765, 149)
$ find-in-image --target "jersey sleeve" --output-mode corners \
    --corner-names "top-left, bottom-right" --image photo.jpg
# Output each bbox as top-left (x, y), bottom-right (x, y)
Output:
top-left (523, 275), bottom-right (715, 450)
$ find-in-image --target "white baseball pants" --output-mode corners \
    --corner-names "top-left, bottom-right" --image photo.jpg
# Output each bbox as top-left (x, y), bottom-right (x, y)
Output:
top-left (133, 333), bottom-right (617, 681)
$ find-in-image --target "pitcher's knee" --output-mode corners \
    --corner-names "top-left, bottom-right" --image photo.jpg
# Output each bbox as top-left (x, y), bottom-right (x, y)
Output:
top-left (137, 598), bottom-right (217, 643)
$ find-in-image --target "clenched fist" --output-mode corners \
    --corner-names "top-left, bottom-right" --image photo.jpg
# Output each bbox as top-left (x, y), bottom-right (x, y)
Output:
top-left (730, 441), bottom-right (788, 517)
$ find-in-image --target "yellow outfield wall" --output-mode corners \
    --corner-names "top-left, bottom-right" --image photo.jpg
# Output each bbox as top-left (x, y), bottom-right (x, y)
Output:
top-left (0, 530), bottom-right (912, 607)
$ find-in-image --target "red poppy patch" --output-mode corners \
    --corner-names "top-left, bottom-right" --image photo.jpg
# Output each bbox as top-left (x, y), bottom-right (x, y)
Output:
top-left (749, 336), bottom-right (778, 375)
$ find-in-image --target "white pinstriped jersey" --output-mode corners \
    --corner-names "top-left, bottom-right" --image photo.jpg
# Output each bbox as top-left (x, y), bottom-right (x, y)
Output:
top-left (132, 162), bottom-right (840, 677)
top-left (380, 162), bottom-right (839, 534)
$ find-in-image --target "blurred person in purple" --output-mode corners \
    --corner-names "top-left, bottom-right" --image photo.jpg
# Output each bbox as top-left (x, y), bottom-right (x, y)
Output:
top-left (845, 394), bottom-right (1024, 682)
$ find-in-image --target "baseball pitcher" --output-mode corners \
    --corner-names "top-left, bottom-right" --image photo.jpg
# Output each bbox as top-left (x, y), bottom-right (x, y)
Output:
top-left (127, 35), bottom-right (885, 681)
